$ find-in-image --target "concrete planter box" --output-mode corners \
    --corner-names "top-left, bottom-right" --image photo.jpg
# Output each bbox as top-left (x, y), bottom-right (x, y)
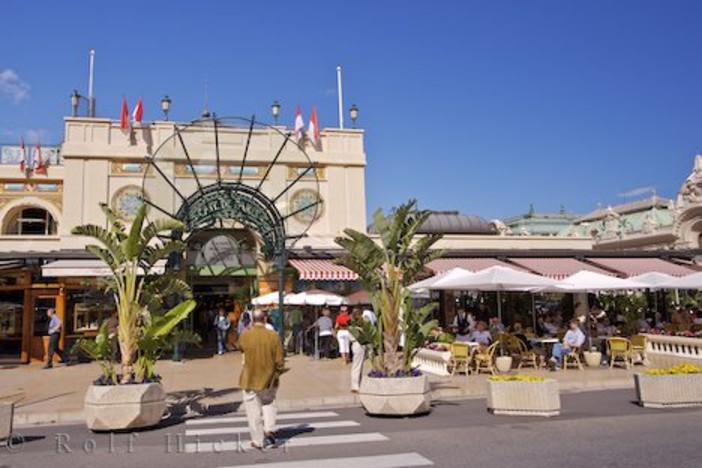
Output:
top-left (634, 373), bottom-right (702, 408)
top-left (583, 351), bottom-right (602, 367)
top-left (487, 379), bottom-right (560, 417)
top-left (359, 374), bottom-right (431, 416)
top-left (0, 403), bottom-right (13, 442)
top-left (85, 383), bottom-right (167, 431)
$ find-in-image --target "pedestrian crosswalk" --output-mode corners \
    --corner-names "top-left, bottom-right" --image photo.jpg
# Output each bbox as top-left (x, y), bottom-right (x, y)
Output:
top-left (182, 410), bottom-right (434, 467)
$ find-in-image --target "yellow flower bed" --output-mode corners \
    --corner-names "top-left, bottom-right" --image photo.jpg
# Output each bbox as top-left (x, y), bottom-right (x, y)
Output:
top-left (645, 363), bottom-right (702, 376)
top-left (489, 375), bottom-right (546, 382)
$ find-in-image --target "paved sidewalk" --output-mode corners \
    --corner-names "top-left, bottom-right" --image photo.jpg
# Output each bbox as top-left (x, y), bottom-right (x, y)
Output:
top-left (0, 353), bottom-right (639, 427)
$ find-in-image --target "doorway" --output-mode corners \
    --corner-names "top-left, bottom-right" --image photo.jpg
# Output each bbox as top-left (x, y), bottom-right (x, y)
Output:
top-left (29, 291), bottom-right (60, 362)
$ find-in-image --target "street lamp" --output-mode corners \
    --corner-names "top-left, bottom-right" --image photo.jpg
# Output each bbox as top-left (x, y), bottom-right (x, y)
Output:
top-left (70, 89), bottom-right (90, 117)
top-left (349, 104), bottom-right (359, 128)
top-left (161, 95), bottom-right (172, 121)
top-left (271, 100), bottom-right (281, 125)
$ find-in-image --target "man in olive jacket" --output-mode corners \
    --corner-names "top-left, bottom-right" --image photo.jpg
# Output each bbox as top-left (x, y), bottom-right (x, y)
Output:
top-left (238, 309), bottom-right (285, 450)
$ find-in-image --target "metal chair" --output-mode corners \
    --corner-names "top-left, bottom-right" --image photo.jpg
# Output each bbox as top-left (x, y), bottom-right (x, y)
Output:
top-left (607, 337), bottom-right (632, 369)
top-left (449, 342), bottom-right (471, 376)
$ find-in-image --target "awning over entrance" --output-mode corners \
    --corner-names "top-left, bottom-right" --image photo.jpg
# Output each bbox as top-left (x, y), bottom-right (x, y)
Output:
top-left (585, 258), bottom-right (694, 278)
top-left (289, 259), bottom-right (358, 281)
top-left (41, 259), bottom-right (167, 277)
top-left (507, 257), bottom-right (613, 279)
top-left (426, 258), bottom-right (523, 274)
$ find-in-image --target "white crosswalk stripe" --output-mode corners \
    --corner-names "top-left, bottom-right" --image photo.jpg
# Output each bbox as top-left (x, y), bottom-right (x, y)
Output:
top-left (181, 410), bottom-right (433, 466)
top-left (218, 452), bottom-right (434, 468)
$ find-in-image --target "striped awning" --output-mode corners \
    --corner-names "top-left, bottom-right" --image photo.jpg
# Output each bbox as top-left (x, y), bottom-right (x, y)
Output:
top-left (289, 259), bottom-right (358, 281)
top-left (585, 258), bottom-right (694, 278)
top-left (507, 257), bottom-right (614, 279)
top-left (426, 258), bottom-right (524, 274)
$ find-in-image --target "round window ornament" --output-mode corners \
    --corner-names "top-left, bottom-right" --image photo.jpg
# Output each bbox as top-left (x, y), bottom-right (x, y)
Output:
top-left (111, 185), bottom-right (146, 221)
top-left (290, 189), bottom-right (324, 224)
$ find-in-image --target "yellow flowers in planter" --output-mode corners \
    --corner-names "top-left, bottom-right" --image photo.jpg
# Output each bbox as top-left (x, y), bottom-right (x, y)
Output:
top-left (645, 363), bottom-right (701, 376)
top-left (489, 375), bottom-right (546, 382)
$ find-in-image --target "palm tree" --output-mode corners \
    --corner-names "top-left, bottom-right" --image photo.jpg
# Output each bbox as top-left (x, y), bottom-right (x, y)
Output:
top-left (335, 199), bottom-right (443, 375)
top-left (72, 203), bottom-right (194, 383)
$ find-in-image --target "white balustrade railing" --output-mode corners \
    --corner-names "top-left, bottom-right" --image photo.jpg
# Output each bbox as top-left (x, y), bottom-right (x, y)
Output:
top-left (412, 348), bottom-right (451, 376)
top-left (642, 334), bottom-right (702, 364)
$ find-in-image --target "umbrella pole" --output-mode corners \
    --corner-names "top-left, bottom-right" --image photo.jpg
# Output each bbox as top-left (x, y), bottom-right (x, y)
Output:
top-left (497, 290), bottom-right (503, 324)
top-left (531, 293), bottom-right (537, 332)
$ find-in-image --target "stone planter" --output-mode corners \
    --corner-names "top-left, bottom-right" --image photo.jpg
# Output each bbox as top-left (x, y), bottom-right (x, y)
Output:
top-left (634, 373), bottom-right (702, 408)
top-left (486, 379), bottom-right (560, 417)
top-left (0, 402), bottom-right (13, 442)
top-left (583, 351), bottom-right (602, 367)
top-left (495, 356), bottom-right (513, 373)
top-left (84, 383), bottom-right (167, 431)
top-left (359, 374), bottom-right (431, 416)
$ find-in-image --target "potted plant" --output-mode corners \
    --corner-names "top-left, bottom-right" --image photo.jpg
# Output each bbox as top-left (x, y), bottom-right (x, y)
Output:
top-left (494, 334), bottom-right (514, 373)
top-left (72, 203), bottom-right (196, 431)
top-left (583, 346), bottom-right (603, 367)
top-left (635, 363), bottom-right (702, 408)
top-left (486, 374), bottom-right (560, 417)
top-left (336, 199), bottom-right (442, 416)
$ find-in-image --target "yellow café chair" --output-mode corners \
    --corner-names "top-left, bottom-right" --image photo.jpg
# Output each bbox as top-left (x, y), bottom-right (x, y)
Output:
top-left (562, 346), bottom-right (584, 370)
top-left (449, 342), bottom-right (471, 376)
top-left (474, 341), bottom-right (500, 375)
top-left (630, 335), bottom-right (647, 365)
top-left (512, 336), bottom-right (540, 370)
top-left (607, 337), bottom-right (633, 369)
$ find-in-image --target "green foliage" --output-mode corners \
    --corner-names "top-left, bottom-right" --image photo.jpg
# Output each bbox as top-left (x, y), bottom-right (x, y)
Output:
top-left (336, 199), bottom-right (443, 375)
top-left (71, 203), bottom-right (196, 384)
top-left (72, 321), bottom-right (118, 384)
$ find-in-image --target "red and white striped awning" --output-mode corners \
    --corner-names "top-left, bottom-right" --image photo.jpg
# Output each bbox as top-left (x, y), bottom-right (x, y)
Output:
top-left (426, 258), bottom-right (524, 274)
top-left (506, 257), bottom-right (614, 279)
top-left (289, 259), bottom-right (359, 281)
top-left (585, 258), bottom-right (694, 278)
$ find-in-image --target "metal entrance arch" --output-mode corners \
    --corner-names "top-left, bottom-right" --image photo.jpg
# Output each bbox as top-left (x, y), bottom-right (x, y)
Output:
top-left (142, 115), bottom-right (323, 340)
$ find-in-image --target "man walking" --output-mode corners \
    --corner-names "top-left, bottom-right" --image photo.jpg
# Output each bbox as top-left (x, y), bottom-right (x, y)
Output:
top-left (238, 309), bottom-right (285, 451)
top-left (43, 308), bottom-right (67, 369)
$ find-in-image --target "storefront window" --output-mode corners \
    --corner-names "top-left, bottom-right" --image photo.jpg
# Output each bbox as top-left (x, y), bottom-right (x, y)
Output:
top-left (0, 290), bottom-right (24, 359)
top-left (66, 289), bottom-right (115, 334)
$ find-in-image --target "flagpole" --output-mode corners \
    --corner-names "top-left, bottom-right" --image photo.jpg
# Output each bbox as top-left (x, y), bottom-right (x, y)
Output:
top-left (336, 65), bottom-right (344, 129)
top-left (88, 49), bottom-right (96, 117)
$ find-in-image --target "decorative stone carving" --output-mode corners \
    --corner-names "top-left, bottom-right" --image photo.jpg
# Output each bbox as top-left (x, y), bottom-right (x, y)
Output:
top-left (359, 375), bottom-right (432, 416)
top-left (84, 383), bottom-right (167, 431)
top-left (642, 210), bottom-right (659, 234)
top-left (490, 220), bottom-right (511, 236)
top-left (602, 206), bottom-right (621, 239)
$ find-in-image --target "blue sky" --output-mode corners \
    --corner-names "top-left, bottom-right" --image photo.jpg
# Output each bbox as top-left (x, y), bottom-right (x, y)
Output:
top-left (1, 0), bottom-right (701, 219)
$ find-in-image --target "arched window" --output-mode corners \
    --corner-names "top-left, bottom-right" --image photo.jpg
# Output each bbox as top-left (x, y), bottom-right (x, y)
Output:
top-left (3, 207), bottom-right (57, 235)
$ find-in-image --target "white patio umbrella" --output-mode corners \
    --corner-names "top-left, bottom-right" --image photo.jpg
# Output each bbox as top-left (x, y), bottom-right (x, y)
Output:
top-left (407, 267), bottom-right (474, 294)
top-left (292, 289), bottom-right (348, 306)
top-left (629, 272), bottom-right (677, 290)
top-left (251, 291), bottom-right (284, 306)
top-left (428, 265), bottom-right (560, 321)
top-left (552, 270), bottom-right (647, 292)
top-left (663, 271), bottom-right (702, 289)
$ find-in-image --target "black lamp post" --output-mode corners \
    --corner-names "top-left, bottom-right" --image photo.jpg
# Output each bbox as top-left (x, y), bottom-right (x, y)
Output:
top-left (161, 95), bottom-right (172, 121)
top-left (349, 104), bottom-right (359, 128)
top-left (271, 100), bottom-right (281, 125)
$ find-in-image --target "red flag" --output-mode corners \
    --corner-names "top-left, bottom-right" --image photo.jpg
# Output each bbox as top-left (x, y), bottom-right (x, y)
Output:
top-left (19, 138), bottom-right (26, 172)
top-left (294, 105), bottom-right (305, 143)
top-left (120, 98), bottom-right (130, 130)
top-left (33, 142), bottom-right (46, 174)
top-left (307, 107), bottom-right (321, 150)
top-left (132, 97), bottom-right (143, 124)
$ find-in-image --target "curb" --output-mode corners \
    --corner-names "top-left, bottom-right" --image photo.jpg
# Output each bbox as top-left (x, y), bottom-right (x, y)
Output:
top-left (12, 381), bottom-right (635, 428)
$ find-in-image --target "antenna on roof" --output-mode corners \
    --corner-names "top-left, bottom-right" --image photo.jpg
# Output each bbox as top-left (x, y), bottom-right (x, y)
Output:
top-left (201, 79), bottom-right (211, 119)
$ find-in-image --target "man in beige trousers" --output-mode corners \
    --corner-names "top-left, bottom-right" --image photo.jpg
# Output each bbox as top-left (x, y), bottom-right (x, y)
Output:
top-left (238, 309), bottom-right (285, 451)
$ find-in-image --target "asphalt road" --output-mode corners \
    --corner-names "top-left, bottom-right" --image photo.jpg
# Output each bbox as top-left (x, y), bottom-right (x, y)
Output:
top-left (2, 389), bottom-right (701, 468)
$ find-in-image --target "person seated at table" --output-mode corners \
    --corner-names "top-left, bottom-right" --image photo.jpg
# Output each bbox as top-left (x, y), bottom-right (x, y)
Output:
top-left (549, 319), bottom-right (586, 370)
top-left (488, 316), bottom-right (505, 334)
top-left (535, 315), bottom-right (548, 337)
top-left (452, 309), bottom-right (475, 342)
top-left (510, 322), bottom-right (531, 349)
top-left (469, 321), bottom-right (492, 351)
top-left (542, 316), bottom-right (559, 336)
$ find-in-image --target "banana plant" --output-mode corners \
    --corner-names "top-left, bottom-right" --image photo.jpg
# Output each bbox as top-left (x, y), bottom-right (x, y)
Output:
top-left (72, 321), bottom-right (118, 385)
top-left (336, 199), bottom-right (443, 375)
top-left (72, 203), bottom-right (195, 383)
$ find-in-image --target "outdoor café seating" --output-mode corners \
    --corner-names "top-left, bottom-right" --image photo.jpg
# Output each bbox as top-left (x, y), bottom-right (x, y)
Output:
top-left (474, 341), bottom-right (500, 375)
top-left (449, 342), bottom-right (471, 376)
top-left (562, 347), bottom-right (584, 370)
top-left (630, 335), bottom-right (647, 364)
top-left (608, 337), bottom-right (633, 369)
top-left (508, 335), bottom-right (540, 369)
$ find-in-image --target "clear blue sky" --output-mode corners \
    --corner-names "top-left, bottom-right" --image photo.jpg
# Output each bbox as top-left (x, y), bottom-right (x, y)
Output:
top-left (1, 0), bottom-right (701, 219)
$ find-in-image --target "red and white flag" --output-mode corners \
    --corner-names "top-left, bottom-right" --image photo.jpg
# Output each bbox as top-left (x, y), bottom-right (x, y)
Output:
top-left (307, 107), bottom-right (321, 150)
top-left (32, 142), bottom-right (46, 174)
top-left (120, 98), bottom-right (130, 131)
top-left (19, 138), bottom-right (27, 172)
top-left (132, 97), bottom-right (144, 124)
top-left (294, 105), bottom-right (305, 143)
